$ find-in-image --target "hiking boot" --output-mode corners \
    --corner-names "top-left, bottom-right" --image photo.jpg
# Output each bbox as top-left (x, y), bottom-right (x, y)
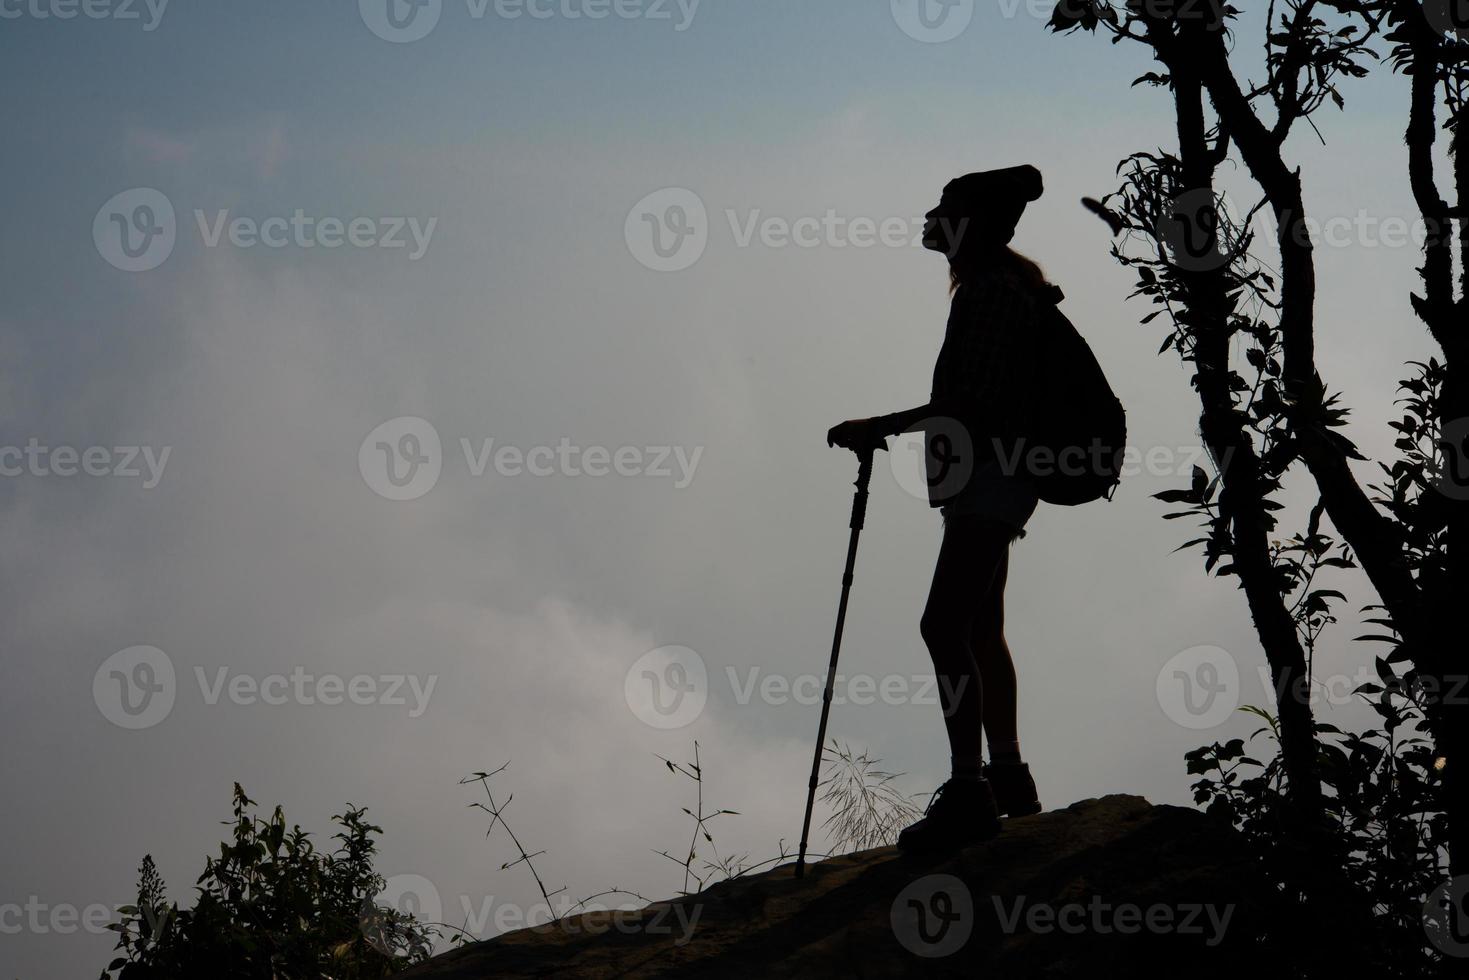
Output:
top-left (896, 777), bottom-right (1002, 854)
top-left (982, 762), bottom-right (1042, 817)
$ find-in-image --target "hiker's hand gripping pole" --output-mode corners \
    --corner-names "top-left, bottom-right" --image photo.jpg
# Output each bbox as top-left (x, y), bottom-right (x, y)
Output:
top-left (796, 445), bottom-right (878, 879)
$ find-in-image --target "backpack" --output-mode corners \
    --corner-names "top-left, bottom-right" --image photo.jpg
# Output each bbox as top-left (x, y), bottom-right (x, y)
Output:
top-left (1023, 292), bottom-right (1126, 506)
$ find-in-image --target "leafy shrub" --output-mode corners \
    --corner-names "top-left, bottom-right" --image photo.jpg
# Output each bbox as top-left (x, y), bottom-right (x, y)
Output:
top-left (1188, 693), bottom-right (1448, 978)
top-left (101, 783), bottom-right (434, 980)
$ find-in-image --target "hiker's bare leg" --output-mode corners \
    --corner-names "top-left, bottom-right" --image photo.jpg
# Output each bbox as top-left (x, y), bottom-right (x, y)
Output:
top-left (920, 517), bottom-right (1012, 775)
top-left (971, 547), bottom-right (1019, 755)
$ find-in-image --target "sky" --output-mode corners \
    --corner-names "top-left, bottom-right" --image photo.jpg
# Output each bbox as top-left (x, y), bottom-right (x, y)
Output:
top-left (0, 2), bottom-right (1449, 976)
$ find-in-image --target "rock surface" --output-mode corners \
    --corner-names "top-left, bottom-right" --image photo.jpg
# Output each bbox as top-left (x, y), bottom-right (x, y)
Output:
top-left (401, 794), bottom-right (1273, 978)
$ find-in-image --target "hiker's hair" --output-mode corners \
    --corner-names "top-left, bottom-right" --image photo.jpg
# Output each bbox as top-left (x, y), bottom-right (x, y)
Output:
top-left (950, 246), bottom-right (1049, 295)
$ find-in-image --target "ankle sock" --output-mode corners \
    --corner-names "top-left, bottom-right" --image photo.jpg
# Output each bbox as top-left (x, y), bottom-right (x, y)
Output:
top-left (988, 740), bottom-right (1022, 766)
top-left (950, 755), bottom-right (984, 780)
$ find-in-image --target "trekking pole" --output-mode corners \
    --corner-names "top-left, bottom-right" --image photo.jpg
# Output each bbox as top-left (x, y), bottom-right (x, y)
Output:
top-left (795, 445), bottom-right (877, 879)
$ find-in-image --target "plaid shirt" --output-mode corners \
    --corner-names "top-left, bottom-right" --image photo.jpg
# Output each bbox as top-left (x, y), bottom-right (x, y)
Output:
top-left (930, 269), bottom-right (1052, 463)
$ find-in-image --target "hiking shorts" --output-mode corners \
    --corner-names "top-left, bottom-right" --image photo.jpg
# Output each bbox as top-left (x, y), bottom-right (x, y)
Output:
top-left (940, 460), bottom-right (1040, 541)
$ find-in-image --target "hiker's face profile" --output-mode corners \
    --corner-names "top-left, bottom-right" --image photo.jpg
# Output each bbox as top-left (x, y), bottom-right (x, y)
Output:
top-left (922, 191), bottom-right (973, 259)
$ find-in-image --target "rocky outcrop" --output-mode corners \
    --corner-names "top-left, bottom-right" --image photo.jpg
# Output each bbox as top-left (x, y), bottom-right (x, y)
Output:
top-left (402, 794), bottom-right (1274, 978)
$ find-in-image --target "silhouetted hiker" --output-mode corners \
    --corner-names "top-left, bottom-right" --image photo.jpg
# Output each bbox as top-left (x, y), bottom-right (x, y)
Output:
top-left (828, 165), bottom-right (1053, 854)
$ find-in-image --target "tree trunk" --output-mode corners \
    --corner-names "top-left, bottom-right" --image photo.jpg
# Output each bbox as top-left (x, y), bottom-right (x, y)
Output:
top-left (1166, 38), bottom-right (1322, 811)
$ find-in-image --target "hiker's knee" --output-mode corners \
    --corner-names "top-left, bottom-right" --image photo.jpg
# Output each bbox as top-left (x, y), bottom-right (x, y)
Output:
top-left (920, 603), bottom-right (966, 651)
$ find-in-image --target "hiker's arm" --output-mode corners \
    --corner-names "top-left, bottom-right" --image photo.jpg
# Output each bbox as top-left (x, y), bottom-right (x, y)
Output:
top-left (827, 404), bottom-right (934, 451)
top-left (873, 404), bottom-right (934, 435)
